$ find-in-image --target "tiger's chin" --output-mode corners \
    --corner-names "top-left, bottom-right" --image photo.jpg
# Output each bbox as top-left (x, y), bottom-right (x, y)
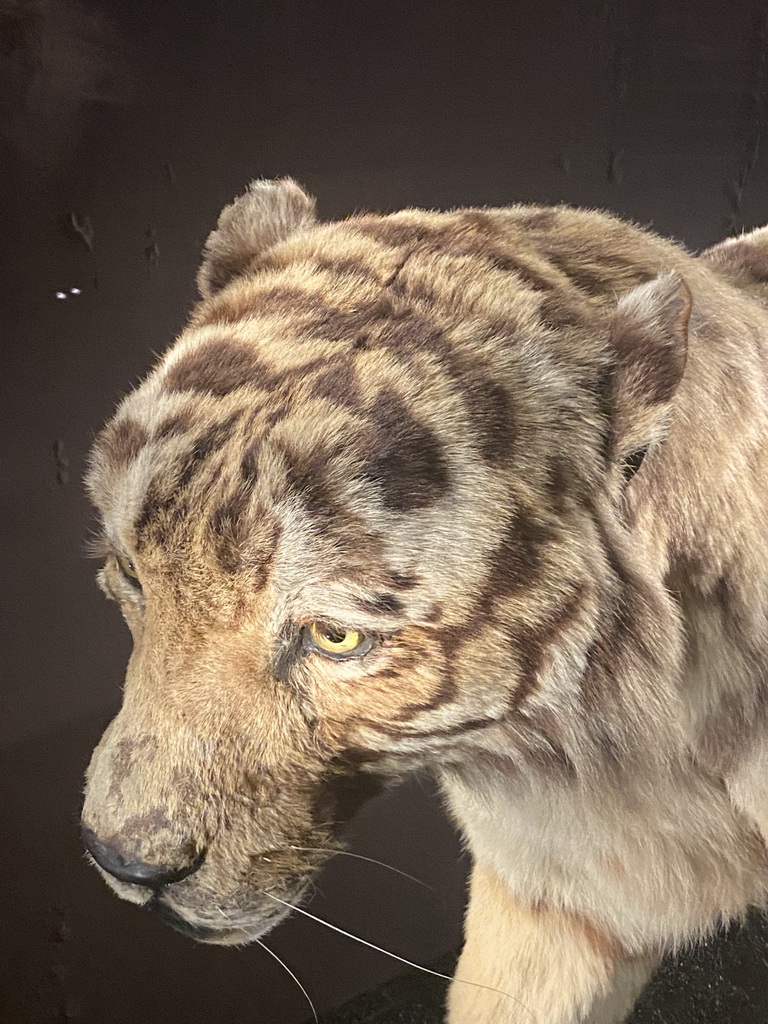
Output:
top-left (149, 892), bottom-right (294, 945)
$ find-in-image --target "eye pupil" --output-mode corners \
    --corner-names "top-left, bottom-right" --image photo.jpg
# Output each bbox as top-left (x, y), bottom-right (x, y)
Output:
top-left (323, 626), bottom-right (347, 644)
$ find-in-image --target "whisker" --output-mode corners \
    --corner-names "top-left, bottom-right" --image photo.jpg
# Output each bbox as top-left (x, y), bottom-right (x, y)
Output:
top-left (255, 938), bottom-right (318, 1024)
top-left (260, 891), bottom-right (535, 1022)
top-left (287, 845), bottom-right (434, 892)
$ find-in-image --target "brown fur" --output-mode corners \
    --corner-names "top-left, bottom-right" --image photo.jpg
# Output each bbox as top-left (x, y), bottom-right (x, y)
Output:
top-left (82, 180), bottom-right (768, 1022)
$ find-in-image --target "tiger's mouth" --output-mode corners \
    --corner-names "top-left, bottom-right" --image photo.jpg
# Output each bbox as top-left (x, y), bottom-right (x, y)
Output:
top-left (83, 829), bottom-right (311, 946)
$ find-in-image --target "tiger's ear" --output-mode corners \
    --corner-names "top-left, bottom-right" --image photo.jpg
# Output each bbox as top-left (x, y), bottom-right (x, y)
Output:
top-left (197, 178), bottom-right (317, 298)
top-left (609, 272), bottom-right (691, 478)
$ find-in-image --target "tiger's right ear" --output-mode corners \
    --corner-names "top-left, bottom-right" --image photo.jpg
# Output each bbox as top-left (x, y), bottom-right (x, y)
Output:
top-left (197, 178), bottom-right (317, 298)
top-left (608, 271), bottom-right (691, 476)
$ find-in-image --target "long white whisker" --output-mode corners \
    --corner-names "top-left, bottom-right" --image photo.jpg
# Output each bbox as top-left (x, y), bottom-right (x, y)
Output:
top-left (255, 938), bottom-right (318, 1024)
top-left (287, 845), bottom-right (434, 891)
top-left (260, 891), bottom-right (535, 1022)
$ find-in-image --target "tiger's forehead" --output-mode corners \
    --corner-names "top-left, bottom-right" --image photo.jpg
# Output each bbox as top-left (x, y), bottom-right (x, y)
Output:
top-left (86, 207), bottom-right (599, 617)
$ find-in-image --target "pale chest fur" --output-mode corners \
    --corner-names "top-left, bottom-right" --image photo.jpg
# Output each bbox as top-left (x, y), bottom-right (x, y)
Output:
top-left (442, 752), bottom-right (768, 953)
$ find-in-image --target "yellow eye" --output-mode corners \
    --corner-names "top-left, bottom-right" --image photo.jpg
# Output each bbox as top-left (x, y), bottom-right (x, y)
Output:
top-left (116, 555), bottom-right (140, 583)
top-left (307, 621), bottom-right (372, 659)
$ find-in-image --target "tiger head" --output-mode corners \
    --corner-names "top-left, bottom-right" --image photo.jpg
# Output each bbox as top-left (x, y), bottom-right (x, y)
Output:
top-left (82, 179), bottom-right (690, 943)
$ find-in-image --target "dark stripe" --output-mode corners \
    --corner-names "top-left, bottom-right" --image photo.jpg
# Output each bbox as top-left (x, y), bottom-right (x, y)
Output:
top-left (98, 418), bottom-right (149, 469)
top-left (239, 441), bottom-right (260, 485)
top-left (357, 592), bottom-right (404, 615)
top-left (505, 585), bottom-right (588, 708)
top-left (198, 285), bottom-right (334, 326)
top-left (155, 409), bottom-right (196, 440)
top-left (164, 338), bottom-right (270, 397)
top-left (359, 713), bottom-right (504, 741)
top-left (480, 507), bottom-right (558, 607)
top-left (210, 491), bottom-right (251, 572)
top-left (387, 571), bottom-right (420, 590)
top-left (133, 478), bottom-right (165, 540)
top-left (363, 390), bottom-right (450, 512)
top-left (547, 252), bottom-right (611, 296)
top-left (280, 441), bottom-right (346, 523)
top-left (309, 362), bottom-right (362, 409)
top-left (461, 375), bottom-right (516, 463)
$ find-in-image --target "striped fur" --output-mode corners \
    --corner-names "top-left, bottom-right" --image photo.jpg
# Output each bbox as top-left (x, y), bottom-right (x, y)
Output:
top-left (82, 180), bottom-right (768, 1023)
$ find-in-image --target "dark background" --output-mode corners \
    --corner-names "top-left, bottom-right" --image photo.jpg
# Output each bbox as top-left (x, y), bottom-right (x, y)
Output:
top-left (2, 1), bottom-right (768, 1022)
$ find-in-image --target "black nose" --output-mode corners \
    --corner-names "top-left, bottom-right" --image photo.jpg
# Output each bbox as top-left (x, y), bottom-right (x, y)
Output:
top-left (82, 827), bottom-right (204, 889)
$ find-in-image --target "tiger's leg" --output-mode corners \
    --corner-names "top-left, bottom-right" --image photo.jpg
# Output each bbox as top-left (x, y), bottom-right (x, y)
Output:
top-left (446, 864), bottom-right (658, 1024)
top-left (583, 958), bottom-right (659, 1024)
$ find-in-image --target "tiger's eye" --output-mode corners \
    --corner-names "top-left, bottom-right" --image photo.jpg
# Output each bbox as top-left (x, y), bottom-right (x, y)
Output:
top-left (116, 555), bottom-right (140, 583)
top-left (307, 621), bottom-right (371, 658)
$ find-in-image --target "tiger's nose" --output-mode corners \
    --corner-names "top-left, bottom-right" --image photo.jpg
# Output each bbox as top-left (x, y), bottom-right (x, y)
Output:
top-left (82, 827), bottom-right (204, 889)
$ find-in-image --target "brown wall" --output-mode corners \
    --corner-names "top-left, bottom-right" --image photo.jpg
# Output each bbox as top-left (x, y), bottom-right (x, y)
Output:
top-left (2, 0), bottom-right (767, 1021)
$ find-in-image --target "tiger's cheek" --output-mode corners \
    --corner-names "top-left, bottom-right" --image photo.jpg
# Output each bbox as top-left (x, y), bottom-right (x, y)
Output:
top-left (308, 642), bottom-right (450, 729)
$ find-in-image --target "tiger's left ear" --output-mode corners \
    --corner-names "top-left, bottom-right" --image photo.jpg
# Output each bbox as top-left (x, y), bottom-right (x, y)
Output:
top-left (197, 178), bottom-right (317, 298)
top-left (608, 271), bottom-right (691, 477)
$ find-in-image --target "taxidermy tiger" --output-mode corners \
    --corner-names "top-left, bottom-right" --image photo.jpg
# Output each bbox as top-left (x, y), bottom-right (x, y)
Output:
top-left (81, 178), bottom-right (768, 1023)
